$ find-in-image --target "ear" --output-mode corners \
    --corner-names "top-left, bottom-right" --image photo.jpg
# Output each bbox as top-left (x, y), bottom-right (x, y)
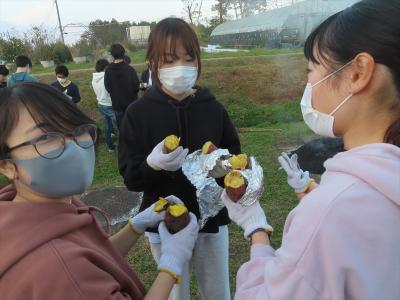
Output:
top-left (349, 53), bottom-right (375, 94)
top-left (0, 160), bottom-right (17, 181)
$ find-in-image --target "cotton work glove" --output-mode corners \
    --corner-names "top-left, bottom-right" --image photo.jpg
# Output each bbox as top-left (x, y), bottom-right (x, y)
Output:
top-left (147, 140), bottom-right (189, 172)
top-left (158, 212), bottom-right (199, 283)
top-left (221, 190), bottom-right (273, 238)
top-left (129, 195), bottom-right (183, 234)
top-left (278, 152), bottom-right (313, 193)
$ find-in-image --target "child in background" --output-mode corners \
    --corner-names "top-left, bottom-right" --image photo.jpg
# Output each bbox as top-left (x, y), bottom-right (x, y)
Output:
top-left (92, 59), bottom-right (118, 152)
top-left (0, 65), bottom-right (9, 88)
top-left (118, 18), bottom-right (240, 300)
top-left (50, 65), bottom-right (81, 103)
top-left (104, 44), bottom-right (140, 129)
top-left (7, 55), bottom-right (37, 87)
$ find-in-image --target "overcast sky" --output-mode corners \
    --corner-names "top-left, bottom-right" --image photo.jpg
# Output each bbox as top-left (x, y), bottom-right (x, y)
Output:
top-left (0, 0), bottom-right (216, 44)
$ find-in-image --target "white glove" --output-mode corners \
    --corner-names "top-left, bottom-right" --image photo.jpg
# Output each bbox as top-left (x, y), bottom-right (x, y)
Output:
top-left (158, 213), bottom-right (199, 281)
top-left (147, 140), bottom-right (189, 172)
top-left (129, 195), bottom-right (184, 234)
top-left (221, 190), bottom-right (273, 238)
top-left (129, 203), bottom-right (164, 235)
top-left (278, 152), bottom-right (311, 193)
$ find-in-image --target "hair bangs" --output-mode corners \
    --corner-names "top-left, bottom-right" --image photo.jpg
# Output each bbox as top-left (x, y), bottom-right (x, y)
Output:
top-left (304, 12), bottom-right (341, 69)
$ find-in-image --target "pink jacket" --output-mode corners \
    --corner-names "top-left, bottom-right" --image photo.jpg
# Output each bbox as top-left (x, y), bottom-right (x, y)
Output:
top-left (236, 143), bottom-right (400, 300)
top-left (0, 194), bottom-right (146, 300)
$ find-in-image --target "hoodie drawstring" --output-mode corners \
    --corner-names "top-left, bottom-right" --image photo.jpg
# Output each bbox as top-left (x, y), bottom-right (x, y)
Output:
top-left (77, 206), bottom-right (111, 238)
top-left (168, 96), bottom-right (194, 148)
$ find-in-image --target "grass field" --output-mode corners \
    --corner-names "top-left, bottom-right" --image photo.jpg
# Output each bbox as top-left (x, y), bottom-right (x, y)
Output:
top-left (1, 50), bottom-right (312, 298)
top-left (29, 48), bottom-right (302, 75)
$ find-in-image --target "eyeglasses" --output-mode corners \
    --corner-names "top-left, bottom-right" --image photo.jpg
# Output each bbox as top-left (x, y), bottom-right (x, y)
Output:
top-left (6, 124), bottom-right (98, 159)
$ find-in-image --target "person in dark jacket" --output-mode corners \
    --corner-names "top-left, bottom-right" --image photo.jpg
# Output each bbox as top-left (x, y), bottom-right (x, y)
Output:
top-left (50, 65), bottom-right (81, 103)
top-left (118, 18), bottom-right (240, 300)
top-left (104, 44), bottom-right (140, 129)
top-left (0, 65), bottom-right (9, 89)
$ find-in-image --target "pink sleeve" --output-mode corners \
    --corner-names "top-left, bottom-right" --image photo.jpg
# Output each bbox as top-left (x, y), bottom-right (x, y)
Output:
top-left (235, 245), bottom-right (275, 299)
top-left (235, 244), bottom-right (321, 300)
top-left (234, 191), bottom-right (329, 300)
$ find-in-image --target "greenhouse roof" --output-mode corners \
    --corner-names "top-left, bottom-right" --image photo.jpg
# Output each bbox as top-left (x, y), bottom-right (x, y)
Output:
top-left (211, 0), bottom-right (359, 36)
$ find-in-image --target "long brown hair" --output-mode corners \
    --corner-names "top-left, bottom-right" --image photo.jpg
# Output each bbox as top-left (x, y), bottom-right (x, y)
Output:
top-left (146, 18), bottom-right (201, 87)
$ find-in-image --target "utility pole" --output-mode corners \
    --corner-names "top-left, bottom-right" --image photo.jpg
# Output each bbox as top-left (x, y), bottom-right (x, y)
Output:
top-left (55, 0), bottom-right (65, 45)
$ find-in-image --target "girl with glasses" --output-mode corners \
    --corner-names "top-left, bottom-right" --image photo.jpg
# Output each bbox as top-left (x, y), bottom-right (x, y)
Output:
top-left (0, 82), bottom-right (198, 300)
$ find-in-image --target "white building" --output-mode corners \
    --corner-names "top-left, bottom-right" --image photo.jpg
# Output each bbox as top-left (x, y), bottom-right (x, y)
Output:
top-left (127, 26), bottom-right (151, 45)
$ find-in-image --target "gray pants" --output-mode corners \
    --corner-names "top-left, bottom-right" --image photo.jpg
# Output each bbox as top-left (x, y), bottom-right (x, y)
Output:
top-left (149, 225), bottom-right (231, 300)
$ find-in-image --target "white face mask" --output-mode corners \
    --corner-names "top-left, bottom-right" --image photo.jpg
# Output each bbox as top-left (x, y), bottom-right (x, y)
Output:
top-left (57, 77), bottom-right (68, 84)
top-left (159, 66), bottom-right (198, 95)
top-left (300, 61), bottom-right (353, 138)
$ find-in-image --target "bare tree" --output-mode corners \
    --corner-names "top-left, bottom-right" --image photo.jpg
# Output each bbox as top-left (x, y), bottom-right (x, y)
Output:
top-left (182, 0), bottom-right (203, 25)
top-left (229, 0), bottom-right (272, 18)
top-left (196, 0), bottom-right (203, 24)
top-left (212, 0), bottom-right (230, 24)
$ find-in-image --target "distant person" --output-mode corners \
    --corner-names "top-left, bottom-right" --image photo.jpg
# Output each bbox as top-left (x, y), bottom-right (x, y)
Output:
top-left (92, 59), bottom-right (118, 152)
top-left (7, 55), bottom-right (37, 87)
top-left (0, 65), bottom-right (9, 88)
top-left (104, 43), bottom-right (140, 129)
top-left (50, 65), bottom-right (81, 104)
top-left (140, 60), bottom-right (153, 91)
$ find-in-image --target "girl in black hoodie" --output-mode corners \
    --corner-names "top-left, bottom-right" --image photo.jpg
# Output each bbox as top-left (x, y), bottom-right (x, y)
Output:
top-left (118, 18), bottom-right (240, 300)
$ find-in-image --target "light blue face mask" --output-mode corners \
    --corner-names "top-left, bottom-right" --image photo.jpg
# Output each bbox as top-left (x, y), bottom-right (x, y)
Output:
top-left (11, 141), bottom-right (95, 198)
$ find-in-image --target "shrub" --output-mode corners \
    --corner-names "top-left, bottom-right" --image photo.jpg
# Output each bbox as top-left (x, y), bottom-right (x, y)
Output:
top-left (0, 37), bottom-right (30, 63)
top-left (35, 43), bottom-right (56, 61)
top-left (54, 43), bottom-right (72, 63)
top-left (71, 40), bottom-right (93, 57)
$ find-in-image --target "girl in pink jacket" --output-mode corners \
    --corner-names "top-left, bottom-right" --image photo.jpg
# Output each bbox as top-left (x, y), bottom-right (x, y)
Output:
top-left (222, 0), bottom-right (400, 299)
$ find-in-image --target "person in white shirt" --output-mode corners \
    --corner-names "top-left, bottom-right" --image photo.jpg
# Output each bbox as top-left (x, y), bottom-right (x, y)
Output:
top-left (92, 59), bottom-right (118, 152)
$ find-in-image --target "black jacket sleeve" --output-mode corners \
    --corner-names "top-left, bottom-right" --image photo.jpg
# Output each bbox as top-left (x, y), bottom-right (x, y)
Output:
top-left (130, 67), bottom-right (140, 96)
top-left (104, 70), bottom-right (112, 95)
top-left (69, 83), bottom-right (81, 103)
top-left (118, 107), bottom-right (168, 192)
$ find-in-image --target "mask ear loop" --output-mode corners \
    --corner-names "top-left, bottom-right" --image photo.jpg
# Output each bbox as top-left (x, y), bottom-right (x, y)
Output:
top-left (12, 162), bottom-right (18, 181)
top-left (312, 60), bottom-right (354, 88)
top-left (329, 94), bottom-right (353, 116)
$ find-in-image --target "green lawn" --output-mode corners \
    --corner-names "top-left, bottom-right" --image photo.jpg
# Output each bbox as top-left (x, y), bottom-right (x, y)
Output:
top-left (1, 51), bottom-right (312, 298)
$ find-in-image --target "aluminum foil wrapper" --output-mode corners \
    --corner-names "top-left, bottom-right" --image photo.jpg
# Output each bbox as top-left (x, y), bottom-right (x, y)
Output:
top-left (236, 156), bottom-right (264, 207)
top-left (182, 149), bottom-right (231, 228)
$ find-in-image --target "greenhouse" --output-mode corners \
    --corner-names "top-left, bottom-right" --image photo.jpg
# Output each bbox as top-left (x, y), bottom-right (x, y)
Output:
top-left (210, 0), bottom-right (358, 48)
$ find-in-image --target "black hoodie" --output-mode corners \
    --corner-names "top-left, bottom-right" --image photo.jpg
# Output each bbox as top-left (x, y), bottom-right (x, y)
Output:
top-left (104, 62), bottom-right (140, 112)
top-left (118, 85), bottom-right (241, 233)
